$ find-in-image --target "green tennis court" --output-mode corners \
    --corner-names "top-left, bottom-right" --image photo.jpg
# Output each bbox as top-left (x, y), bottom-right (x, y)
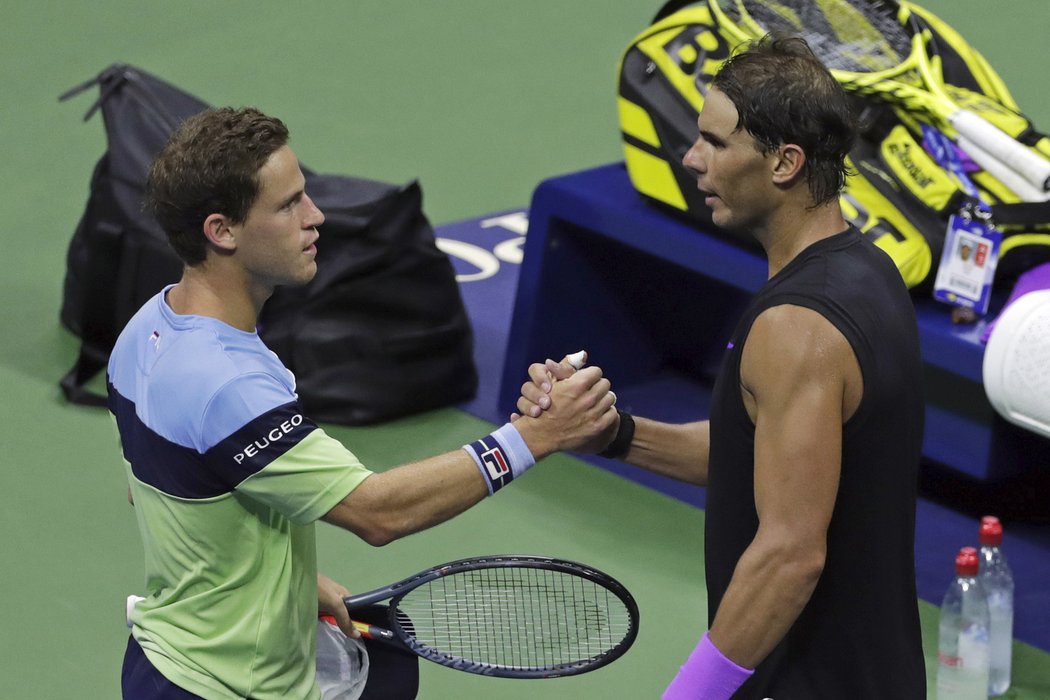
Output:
top-left (3, 1), bottom-right (1049, 697)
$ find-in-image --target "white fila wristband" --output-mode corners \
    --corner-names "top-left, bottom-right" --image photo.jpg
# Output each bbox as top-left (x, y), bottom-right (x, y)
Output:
top-left (463, 422), bottom-right (536, 495)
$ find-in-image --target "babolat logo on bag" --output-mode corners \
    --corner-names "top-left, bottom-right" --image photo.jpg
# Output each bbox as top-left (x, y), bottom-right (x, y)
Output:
top-left (617, 0), bottom-right (1050, 293)
top-left (888, 141), bottom-right (936, 190)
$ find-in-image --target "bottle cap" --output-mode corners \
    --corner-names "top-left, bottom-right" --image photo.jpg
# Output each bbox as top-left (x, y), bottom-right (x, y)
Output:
top-left (979, 515), bottom-right (1003, 546)
top-left (955, 546), bottom-right (979, 576)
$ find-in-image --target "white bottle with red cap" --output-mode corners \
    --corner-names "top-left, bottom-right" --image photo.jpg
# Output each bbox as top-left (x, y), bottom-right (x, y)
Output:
top-left (937, 546), bottom-right (991, 700)
top-left (979, 515), bottom-right (1014, 696)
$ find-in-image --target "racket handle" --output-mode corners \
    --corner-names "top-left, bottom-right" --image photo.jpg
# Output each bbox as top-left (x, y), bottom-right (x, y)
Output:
top-left (950, 110), bottom-right (1050, 192)
top-left (957, 135), bottom-right (1050, 203)
top-left (321, 615), bottom-right (397, 643)
top-left (351, 619), bottom-right (396, 642)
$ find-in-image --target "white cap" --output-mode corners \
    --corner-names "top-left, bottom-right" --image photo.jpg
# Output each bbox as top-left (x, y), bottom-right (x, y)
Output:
top-left (983, 289), bottom-right (1050, 439)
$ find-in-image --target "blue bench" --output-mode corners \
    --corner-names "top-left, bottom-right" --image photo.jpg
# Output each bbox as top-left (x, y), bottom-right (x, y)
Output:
top-left (498, 162), bottom-right (1050, 482)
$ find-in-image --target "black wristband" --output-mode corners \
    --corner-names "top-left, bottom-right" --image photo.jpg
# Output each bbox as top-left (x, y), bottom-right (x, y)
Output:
top-left (598, 410), bottom-right (635, 459)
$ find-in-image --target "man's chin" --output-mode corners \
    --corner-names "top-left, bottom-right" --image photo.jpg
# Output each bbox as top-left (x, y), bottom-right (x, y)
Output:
top-left (277, 265), bottom-right (318, 289)
top-left (710, 211), bottom-right (753, 237)
top-left (709, 211), bottom-right (734, 231)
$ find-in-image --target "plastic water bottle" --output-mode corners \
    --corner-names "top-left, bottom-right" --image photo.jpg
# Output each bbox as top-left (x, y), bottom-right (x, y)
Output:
top-left (937, 546), bottom-right (990, 700)
top-left (979, 516), bottom-right (1014, 696)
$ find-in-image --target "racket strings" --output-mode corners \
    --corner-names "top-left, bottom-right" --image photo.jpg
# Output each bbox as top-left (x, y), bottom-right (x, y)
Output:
top-left (709, 1), bottom-right (1050, 197)
top-left (393, 566), bottom-right (633, 670)
top-left (721, 0), bottom-right (913, 73)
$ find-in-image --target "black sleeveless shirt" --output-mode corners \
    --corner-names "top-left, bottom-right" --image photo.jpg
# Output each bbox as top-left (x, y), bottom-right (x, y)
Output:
top-left (706, 226), bottom-right (926, 699)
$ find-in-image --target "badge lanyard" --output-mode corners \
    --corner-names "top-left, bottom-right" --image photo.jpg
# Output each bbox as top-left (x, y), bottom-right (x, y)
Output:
top-left (924, 125), bottom-right (1002, 315)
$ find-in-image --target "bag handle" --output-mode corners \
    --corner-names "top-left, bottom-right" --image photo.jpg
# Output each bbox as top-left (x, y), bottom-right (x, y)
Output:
top-left (58, 64), bottom-right (129, 122)
top-left (653, 0), bottom-right (704, 23)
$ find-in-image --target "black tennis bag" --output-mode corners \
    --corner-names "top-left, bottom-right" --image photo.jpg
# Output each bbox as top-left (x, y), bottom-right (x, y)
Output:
top-left (59, 64), bottom-right (477, 424)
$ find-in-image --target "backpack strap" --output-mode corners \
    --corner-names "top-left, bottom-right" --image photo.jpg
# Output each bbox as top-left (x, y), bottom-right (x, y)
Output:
top-left (992, 201), bottom-right (1050, 228)
top-left (59, 342), bottom-right (110, 407)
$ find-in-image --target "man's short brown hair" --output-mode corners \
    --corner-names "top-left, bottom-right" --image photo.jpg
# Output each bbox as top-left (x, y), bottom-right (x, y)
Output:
top-left (713, 34), bottom-right (856, 206)
top-left (146, 107), bottom-right (289, 265)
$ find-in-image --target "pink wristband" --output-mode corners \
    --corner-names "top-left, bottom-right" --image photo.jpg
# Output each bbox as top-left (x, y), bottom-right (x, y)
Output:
top-left (662, 632), bottom-right (754, 700)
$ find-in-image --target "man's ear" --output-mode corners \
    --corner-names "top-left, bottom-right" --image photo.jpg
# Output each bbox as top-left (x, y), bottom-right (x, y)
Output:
top-left (771, 143), bottom-right (806, 185)
top-left (203, 213), bottom-right (237, 252)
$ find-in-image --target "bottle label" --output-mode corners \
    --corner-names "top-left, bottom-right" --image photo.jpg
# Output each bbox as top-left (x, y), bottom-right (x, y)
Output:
top-left (937, 651), bottom-right (962, 668)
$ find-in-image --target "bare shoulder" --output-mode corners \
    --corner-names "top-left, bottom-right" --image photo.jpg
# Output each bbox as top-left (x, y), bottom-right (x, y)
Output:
top-left (741, 304), bottom-right (857, 394)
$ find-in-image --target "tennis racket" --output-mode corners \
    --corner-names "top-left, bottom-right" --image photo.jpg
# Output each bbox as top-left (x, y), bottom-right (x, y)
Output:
top-left (343, 554), bottom-right (639, 679)
top-left (707, 0), bottom-right (1050, 196)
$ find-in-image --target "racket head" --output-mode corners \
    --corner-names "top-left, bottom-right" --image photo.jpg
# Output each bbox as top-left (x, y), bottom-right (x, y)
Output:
top-left (705, 2), bottom-right (1050, 194)
top-left (710, 1), bottom-right (958, 127)
top-left (379, 555), bottom-right (640, 679)
top-left (718, 0), bottom-right (918, 73)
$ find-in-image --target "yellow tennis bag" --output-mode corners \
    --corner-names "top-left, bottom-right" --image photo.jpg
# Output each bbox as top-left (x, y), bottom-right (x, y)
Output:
top-left (617, 0), bottom-right (1050, 291)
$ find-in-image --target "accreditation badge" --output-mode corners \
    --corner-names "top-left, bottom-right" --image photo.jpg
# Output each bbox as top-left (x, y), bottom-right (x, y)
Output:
top-left (933, 210), bottom-right (1001, 315)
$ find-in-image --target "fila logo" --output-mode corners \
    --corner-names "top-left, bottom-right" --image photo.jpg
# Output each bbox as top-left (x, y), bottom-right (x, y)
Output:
top-left (479, 439), bottom-right (510, 481)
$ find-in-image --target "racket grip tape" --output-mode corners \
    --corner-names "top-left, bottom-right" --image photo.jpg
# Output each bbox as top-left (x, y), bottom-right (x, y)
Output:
top-left (957, 135), bottom-right (1050, 202)
top-left (950, 110), bottom-right (1050, 191)
top-left (350, 619), bottom-right (394, 641)
top-left (320, 614), bottom-right (395, 643)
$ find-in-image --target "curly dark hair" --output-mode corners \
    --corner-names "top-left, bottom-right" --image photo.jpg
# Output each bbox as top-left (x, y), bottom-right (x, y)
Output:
top-left (712, 34), bottom-right (856, 205)
top-left (146, 107), bottom-right (290, 265)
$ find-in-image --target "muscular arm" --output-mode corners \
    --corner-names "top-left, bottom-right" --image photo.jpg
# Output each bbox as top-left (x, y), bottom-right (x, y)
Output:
top-left (708, 304), bottom-right (861, 668)
top-left (622, 417), bottom-right (710, 485)
top-left (322, 448), bottom-right (489, 546)
top-left (323, 366), bottom-right (617, 545)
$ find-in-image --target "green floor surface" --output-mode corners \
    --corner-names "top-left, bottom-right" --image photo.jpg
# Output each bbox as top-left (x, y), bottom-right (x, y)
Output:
top-left (3, 1), bottom-right (1049, 697)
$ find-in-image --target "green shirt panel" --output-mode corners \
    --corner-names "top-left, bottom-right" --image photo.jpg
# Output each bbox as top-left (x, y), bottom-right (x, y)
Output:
top-left (128, 429), bottom-right (372, 699)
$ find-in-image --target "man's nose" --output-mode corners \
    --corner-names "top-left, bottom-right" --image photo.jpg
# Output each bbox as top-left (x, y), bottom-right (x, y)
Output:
top-left (682, 143), bottom-right (704, 176)
top-left (303, 192), bottom-right (325, 227)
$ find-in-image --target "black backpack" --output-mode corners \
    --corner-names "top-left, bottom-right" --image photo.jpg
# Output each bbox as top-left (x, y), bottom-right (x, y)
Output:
top-left (59, 64), bottom-right (477, 425)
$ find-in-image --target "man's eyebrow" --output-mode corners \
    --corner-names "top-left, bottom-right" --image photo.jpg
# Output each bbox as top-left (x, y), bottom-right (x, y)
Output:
top-left (278, 189), bottom-right (304, 209)
top-left (699, 127), bottom-right (723, 144)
